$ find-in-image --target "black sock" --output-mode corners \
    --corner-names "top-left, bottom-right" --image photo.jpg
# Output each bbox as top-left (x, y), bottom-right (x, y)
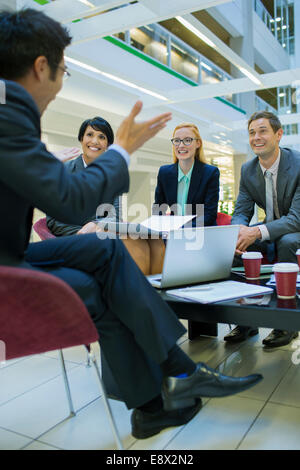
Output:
top-left (160, 345), bottom-right (196, 378)
top-left (137, 394), bottom-right (163, 414)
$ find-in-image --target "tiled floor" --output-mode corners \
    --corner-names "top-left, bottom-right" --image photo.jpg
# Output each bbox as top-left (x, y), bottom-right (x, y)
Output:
top-left (2, 322), bottom-right (300, 450)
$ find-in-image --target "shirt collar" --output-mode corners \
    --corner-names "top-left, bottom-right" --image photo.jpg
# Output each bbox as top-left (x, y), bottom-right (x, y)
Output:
top-left (81, 155), bottom-right (88, 168)
top-left (259, 149), bottom-right (281, 176)
top-left (178, 163), bottom-right (194, 183)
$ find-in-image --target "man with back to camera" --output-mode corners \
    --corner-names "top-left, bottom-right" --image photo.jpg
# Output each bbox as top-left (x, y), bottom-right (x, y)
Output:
top-left (0, 8), bottom-right (262, 440)
top-left (224, 111), bottom-right (300, 348)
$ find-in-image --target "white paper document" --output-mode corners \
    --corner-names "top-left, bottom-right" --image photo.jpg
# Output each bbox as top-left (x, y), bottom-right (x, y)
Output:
top-left (166, 280), bottom-right (274, 304)
top-left (140, 215), bottom-right (195, 232)
top-left (96, 215), bottom-right (195, 238)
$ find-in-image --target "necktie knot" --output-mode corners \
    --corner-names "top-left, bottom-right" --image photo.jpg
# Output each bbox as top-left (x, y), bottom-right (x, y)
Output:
top-left (265, 170), bottom-right (272, 180)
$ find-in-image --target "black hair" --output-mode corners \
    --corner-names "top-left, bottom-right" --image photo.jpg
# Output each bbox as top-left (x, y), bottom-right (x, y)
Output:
top-left (248, 111), bottom-right (282, 133)
top-left (78, 117), bottom-right (114, 146)
top-left (0, 8), bottom-right (72, 80)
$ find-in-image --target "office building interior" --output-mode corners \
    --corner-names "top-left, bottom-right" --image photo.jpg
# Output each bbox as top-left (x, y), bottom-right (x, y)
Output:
top-left (1, 0), bottom-right (300, 450)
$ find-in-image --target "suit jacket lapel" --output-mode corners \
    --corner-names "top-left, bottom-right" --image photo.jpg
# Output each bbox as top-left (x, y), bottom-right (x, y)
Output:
top-left (255, 160), bottom-right (266, 208)
top-left (74, 155), bottom-right (85, 171)
top-left (168, 163), bottom-right (179, 207)
top-left (276, 148), bottom-right (290, 215)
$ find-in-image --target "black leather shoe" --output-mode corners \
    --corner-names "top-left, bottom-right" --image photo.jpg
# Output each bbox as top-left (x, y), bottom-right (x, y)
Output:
top-left (162, 363), bottom-right (263, 411)
top-left (131, 399), bottom-right (202, 439)
top-left (263, 329), bottom-right (298, 348)
top-left (224, 326), bottom-right (259, 343)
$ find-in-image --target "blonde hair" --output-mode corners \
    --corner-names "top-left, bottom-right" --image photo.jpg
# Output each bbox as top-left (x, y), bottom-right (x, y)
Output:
top-left (172, 123), bottom-right (205, 164)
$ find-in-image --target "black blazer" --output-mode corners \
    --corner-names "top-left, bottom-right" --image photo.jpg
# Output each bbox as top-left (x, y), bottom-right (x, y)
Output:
top-left (46, 155), bottom-right (122, 236)
top-left (0, 80), bottom-right (129, 265)
top-left (153, 159), bottom-right (219, 226)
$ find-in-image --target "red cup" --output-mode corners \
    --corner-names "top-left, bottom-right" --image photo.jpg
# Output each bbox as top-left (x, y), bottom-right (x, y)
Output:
top-left (273, 263), bottom-right (299, 299)
top-left (242, 252), bottom-right (263, 280)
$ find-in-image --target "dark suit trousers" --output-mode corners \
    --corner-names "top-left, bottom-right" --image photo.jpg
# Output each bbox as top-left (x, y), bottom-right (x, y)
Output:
top-left (25, 234), bottom-right (185, 409)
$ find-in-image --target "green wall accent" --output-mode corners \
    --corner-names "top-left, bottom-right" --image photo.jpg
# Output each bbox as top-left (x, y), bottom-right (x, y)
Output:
top-left (103, 35), bottom-right (246, 115)
top-left (33, 0), bottom-right (49, 5)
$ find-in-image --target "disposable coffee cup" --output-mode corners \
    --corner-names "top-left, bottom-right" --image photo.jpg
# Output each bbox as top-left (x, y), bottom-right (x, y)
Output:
top-left (273, 263), bottom-right (299, 299)
top-left (242, 252), bottom-right (263, 280)
top-left (296, 249), bottom-right (300, 269)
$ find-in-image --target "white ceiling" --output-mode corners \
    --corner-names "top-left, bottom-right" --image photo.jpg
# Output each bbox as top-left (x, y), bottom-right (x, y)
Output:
top-left (4, 0), bottom-right (299, 156)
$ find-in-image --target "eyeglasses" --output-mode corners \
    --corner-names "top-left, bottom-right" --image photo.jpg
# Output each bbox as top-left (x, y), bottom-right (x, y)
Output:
top-left (171, 137), bottom-right (199, 147)
top-left (57, 64), bottom-right (71, 80)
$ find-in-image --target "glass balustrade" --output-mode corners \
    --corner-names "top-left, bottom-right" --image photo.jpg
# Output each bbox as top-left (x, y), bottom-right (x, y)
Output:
top-left (114, 16), bottom-right (296, 121)
top-left (253, 0), bottom-right (293, 55)
top-left (115, 23), bottom-right (234, 104)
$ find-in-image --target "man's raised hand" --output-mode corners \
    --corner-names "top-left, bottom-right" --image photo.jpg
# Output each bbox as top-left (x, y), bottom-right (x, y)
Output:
top-left (116, 101), bottom-right (172, 154)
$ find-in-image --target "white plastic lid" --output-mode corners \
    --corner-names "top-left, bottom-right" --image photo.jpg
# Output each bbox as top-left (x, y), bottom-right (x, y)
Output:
top-left (241, 252), bottom-right (263, 259)
top-left (273, 262), bottom-right (299, 273)
top-left (296, 249), bottom-right (300, 255)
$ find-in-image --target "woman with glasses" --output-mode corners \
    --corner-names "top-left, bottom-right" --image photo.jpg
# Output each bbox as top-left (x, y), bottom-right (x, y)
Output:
top-left (154, 123), bottom-right (220, 226)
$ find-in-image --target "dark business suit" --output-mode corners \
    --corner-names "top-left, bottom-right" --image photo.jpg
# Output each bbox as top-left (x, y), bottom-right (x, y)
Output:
top-left (232, 148), bottom-right (300, 262)
top-left (153, 159), bottom-right (219, 226)
top-left (46, 155), bottom-right (122, 236)
top-left (0, 80), bottom-right (186, 409)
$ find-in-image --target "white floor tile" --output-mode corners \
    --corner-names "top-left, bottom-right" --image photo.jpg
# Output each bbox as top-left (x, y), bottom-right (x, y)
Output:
top-left (37, 398), bottom-right (133, 450)
top-left (0, 428), bottom-right (32, 450)
top-left (269, 363), bottom-right (300, 407)
top-left (23, 440), bottom-right (61, 450)
top-left (239, 402), bottom-right (300, 450)
top-left (165, 396), bottom-right (265, 450)
top-left (0, 364), bottom-right (102, 438)
top-left (0, 355), bottom-right (78, 406)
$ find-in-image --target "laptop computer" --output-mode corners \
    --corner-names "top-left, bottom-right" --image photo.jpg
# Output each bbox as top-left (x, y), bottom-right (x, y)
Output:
top-left (147, 225), bottom-right (240, 289)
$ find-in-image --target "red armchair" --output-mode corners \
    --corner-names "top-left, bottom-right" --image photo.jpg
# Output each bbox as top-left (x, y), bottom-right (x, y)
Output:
top-left (216, 212), bottom-right (232, 226)
top-left (0, 266), bottom-right (123, 449)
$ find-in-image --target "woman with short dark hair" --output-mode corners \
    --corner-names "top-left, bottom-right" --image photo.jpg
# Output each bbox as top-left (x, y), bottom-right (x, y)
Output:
top-left (47, 116), bottom-right (121, 237)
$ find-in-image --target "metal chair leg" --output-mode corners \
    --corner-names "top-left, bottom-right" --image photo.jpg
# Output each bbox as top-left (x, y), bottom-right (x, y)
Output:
top-left (89, 344), bottom-right (123, 450)
top-left (59, 350), bottom-right (76, 417)
top-left (85, 344), bottom-right (92, 367)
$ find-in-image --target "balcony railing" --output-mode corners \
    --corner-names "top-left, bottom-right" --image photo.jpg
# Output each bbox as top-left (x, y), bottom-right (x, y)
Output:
top-left (253, 0), bottom-right (293, 55)
top-left (114, 23), bottom-right (240, 108)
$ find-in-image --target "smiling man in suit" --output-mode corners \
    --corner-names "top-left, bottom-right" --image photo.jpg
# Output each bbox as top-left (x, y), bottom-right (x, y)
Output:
top-left (224, 111), bottom-right (300, 347)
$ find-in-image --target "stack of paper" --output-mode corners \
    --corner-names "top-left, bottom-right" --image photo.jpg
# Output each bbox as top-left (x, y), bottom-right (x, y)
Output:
top-left (96, 215), bottom-right (195, 238)
top-left (166, 280), bottom-right (274, 304)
